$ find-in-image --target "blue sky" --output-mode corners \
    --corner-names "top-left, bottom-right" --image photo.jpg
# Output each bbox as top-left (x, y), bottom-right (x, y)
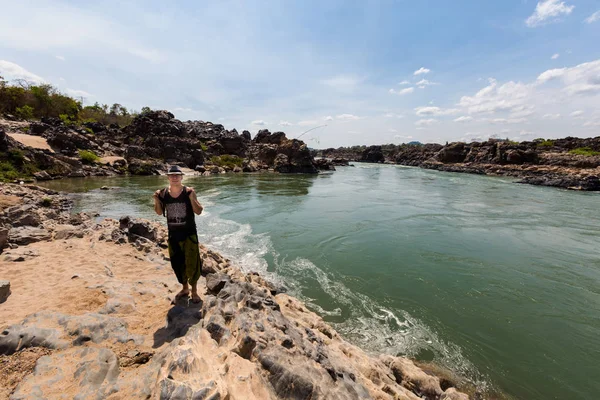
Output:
top-left (1, 0), bottom-right (599, 148)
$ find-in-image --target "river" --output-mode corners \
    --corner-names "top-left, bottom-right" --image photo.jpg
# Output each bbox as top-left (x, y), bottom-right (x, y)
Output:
top-left (41, 164), bottom-right (600, 400)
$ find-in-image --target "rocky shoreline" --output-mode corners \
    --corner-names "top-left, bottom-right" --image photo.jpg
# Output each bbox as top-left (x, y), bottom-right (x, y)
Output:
top-left (3, 110), bottom-right (599, 191)
top-left (317, 138), bottom-right (600, 191)
top-left (0, 110), bottom-right (334, 183)
top-left (0, 183), bottom-right (475, 400)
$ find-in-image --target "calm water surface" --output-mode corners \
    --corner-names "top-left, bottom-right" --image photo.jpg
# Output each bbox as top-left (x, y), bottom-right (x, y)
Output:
top-left (41, 165), bottom-right (600, 400)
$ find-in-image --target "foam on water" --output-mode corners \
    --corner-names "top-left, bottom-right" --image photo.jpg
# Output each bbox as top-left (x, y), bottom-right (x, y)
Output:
top-left (198, 214), bottom-right (492, 392)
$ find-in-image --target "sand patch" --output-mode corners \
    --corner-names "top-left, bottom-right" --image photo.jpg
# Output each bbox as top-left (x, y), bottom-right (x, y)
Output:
top-left (6, 133), bottom-right (54, 152)
top-left (0, 237), bottom-right (178, 336)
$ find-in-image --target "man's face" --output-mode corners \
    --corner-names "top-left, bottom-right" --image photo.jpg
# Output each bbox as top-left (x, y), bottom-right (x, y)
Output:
top-left (168, 174), bottom-right (183, 184)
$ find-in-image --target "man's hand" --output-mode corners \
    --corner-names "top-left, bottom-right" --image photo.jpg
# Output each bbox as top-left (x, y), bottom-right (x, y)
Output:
top-left (186, 187), bottom-right (197, 198)
top-left (153, 189), bottom-right (162, 199)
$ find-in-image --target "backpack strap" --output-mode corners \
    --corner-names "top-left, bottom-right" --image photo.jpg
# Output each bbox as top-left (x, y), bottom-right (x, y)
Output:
top-left (159, 187), bottom-right (168, 216)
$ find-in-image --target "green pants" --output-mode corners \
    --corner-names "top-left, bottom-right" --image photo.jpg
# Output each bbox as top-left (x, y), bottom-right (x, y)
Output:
top-left (168, 232), bottom-right (202, 285)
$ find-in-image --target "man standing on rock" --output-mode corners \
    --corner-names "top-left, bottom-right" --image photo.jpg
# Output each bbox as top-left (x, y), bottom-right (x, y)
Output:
top-left (153, 165), bottom-right (204, 303)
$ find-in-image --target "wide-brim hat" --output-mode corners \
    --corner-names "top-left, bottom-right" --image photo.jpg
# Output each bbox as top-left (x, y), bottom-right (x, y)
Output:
top-left (166, 165), bottom-right (184, 175)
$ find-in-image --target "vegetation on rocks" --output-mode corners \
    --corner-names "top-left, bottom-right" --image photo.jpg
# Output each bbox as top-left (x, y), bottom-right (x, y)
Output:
top-left (209, 155), bottom-right (243, 168)
top-left (78, 150), bottom-right (100, 165)
top-left (0, 150), bottom-right (38, 181)
top-left (568, 147), bottom-right (600, 156)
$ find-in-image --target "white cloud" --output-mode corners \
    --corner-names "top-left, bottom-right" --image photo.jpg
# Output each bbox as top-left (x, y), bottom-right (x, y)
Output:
top-left (583, 120), bottom-right (600, 127)
top-left (415, 106), bottom-right (459, 117)
top-left (389, 129), bottom-right (398, 133)
top-left (384, 113), bottom-right (404, 118)
top-left (321, 75), bottom-right (362, 90)
top-left (569, 110), bottom-right (584, 117)
top-left (542, 113), bottom-right (560, 119)
top-left (55, 55), bottom-right (65, 61)
top-left (324, 116), bottom-right (333, 121)
top-left (251, 120), bottom-right (266, 126)
top-left (398, 80), bottom-right (411, 85)
top-left (488, 118), bottom-right (528, 124)
top-left (415, 118), bottom-right (437, 127)
top-left (458, 78), bottom-right (532, 114)
top-left (416, 79), bottom-right (438, 86)
top-left (414, 67), bottom-right (430, 75)
top-left (389, 87), bottom-right (414, 95)
top-left (394, 134), bottom-right (413, 139)
top-left (510, 107), bottom-right (536, 118)
top-left (336, 114), bottom-right (360, 120)
top-left (537, 59), bottom-right (600, 95)
top-left (0, 2), bottom-right (165, 63)
top-left (66, 88), bottom-right (93, 98)
top-left (551, 53), bottom-right (560, 60)
top-left (279, 121), bottom-right (292, 126)
top-left (0, 60), bottom-right (45, 84)
top-left (454, 116), bottom-right (474, 123)
top-left (585, 11), bottom-right (600, 24)
top-left (526, 0), bottom-right (575, 27)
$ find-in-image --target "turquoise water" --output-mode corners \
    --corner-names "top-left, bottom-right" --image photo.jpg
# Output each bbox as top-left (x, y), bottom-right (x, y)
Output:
top-left (41, 165), bottom-right (600, 399)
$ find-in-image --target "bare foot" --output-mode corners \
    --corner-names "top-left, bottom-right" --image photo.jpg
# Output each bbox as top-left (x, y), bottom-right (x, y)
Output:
top-left (175, 289), bottom-right (190, 300)
top-left (191, 292), bottom-right (201, 303)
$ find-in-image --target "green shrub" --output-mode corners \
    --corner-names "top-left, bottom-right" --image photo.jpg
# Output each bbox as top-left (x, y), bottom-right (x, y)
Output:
top-left (59, 113), bottom-right (76, 126)
top-left (79, 150), bottom-right (100, 164)
top-left (0, 161), bottom-right (19, 181)
top-left (8, 149), bottom-right (25, 165)
top-left (15, 105), bottom-right (34, 120)
top-left (210, 155), bottom-right (243, 168)
top-left (84, 127), bottom-right (94, 135)
top-left (20, 162), bottom-right (39, 175)
top-left (41, 197), bottom-right (53, 207)
top-left (537, 139), bottom-right (554, 147)
top-left (568, 147), bottom-right (600, 156)
top-left (200, 142), bottom-right (208, 151)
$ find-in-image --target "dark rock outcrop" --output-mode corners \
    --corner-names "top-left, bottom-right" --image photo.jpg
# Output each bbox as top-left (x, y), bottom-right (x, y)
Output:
top-left (361, 146), bottom-right (385, 163)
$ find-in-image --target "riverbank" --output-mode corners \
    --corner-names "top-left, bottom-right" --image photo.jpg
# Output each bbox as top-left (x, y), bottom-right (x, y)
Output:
top-left (317, 138), bottom-right (600, 190)
top-left (0, 183), bottom-right (472, 399)
top-left (0, 111), bottom-right (333, 184)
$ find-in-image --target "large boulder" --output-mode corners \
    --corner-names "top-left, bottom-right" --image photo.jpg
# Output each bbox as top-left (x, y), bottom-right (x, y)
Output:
top-left (82, 121), bottom-right (106, 133)
top-left (220, 132), bottom-right (248, 157)
top-left (123, 110), bottom-right (186, 139)
top-left (253, 130), bottom-right (287, 145)
top-left (30, 122), bottom-right (50, 135)
top-left (361, 146), bottom-right (385, 163)
top-left (435, 142), bottom-right (468, 163)
top-left (505, 149), bottom-right (539, 164)
top-left (45, 129), bottom-right (97, 156)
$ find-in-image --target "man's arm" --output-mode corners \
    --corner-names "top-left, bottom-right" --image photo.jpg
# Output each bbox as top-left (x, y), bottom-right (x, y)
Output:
top-left (153, 190), bottom-right (164, 216)
top-left (186, 187), bottom-right (204, 215)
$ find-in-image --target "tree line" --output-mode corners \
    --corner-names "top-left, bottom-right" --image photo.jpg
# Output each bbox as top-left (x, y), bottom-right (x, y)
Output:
top-left (0, 76), bottom-right (143, 126)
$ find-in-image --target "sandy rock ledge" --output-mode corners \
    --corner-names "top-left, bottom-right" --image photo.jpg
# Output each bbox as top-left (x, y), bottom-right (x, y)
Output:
top-left (0, 183), bottom-right (470, 400)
